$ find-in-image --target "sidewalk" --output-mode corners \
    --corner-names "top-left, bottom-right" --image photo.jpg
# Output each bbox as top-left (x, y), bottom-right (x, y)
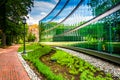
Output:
top-left (0, 45), bottom-right (30, 80)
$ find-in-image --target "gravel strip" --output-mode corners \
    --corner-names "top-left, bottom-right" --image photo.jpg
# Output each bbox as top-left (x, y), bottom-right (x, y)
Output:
top-left (56, 47), bottom-right (120, 78)
top-left (18, 52), bottom-right (41, 80)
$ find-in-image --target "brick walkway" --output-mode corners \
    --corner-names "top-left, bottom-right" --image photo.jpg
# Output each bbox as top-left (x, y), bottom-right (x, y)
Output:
top-left (0, 45), bottom-right (30, 80)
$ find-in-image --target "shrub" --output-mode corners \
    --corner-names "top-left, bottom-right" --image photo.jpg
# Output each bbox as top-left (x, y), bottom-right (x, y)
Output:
top-left (28, 33), bottom-right (36, 42)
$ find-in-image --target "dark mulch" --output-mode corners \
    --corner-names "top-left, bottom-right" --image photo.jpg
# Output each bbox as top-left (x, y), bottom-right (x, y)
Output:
top-left (40, 50), bottom-right (80, 80)
top-left (26, 61), bottom-right (46, 80)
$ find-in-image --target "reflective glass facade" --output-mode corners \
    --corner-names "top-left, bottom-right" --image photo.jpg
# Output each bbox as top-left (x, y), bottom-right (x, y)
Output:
top-left (39, 0), bottom-right (120, 55)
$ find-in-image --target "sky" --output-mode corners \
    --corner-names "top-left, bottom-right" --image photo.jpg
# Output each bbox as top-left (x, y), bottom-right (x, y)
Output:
top-left (27, 0), bottom-right (93, 25)
top-left (27, 0), bottom-right (59, 25)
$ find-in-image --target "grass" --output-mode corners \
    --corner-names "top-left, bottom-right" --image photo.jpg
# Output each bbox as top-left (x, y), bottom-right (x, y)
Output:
top-left (18, 42), bottom-right (41, 52)
top-left (18, 43), bottom-right (65, 80)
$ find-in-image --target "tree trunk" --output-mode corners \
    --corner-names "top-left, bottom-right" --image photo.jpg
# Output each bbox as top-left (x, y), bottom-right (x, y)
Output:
top-left (0, 2), bottom-right (6, 47)
top-left (1, 32), bottom-right (6, 47)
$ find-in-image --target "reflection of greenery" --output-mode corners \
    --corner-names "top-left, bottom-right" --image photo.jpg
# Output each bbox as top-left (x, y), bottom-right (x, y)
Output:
top-left (90, 0), bottom-right (120, 41)
top-left (116, 22), bottom-right (120, 41)
top-left (40, 21), bottom-right (86, 42)
top-left (40, 0), bottom-right (120, 55)
top-left (40, 22), bottom-right (58, 31)
top-left (90, 0), bottom-right (120, 16)
top-left (41, 20), bottom-right (120, 54)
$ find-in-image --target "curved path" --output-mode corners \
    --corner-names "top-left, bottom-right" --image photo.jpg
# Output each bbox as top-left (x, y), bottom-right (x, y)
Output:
top-left (0, 45), bottom-right (30, 80)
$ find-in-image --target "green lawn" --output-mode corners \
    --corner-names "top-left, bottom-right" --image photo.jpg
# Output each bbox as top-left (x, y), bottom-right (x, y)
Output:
top-left (18, 43), bottom-right (42, 52)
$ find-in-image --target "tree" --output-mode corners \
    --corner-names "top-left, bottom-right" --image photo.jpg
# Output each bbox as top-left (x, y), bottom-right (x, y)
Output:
top-left (0, 0), bottom-right (33, 46)
top-left (28, 32), bottom-right (36, 42)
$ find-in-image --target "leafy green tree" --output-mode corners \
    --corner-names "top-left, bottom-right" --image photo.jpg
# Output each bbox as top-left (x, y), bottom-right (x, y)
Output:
top-left (28, 32), bottom-right (36, 42)
top-left (0, 0), bottom-right (33, 46)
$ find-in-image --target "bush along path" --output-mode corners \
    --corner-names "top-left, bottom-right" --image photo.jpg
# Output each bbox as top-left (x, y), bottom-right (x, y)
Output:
top-left (19, 43), bottom-right (119, 80)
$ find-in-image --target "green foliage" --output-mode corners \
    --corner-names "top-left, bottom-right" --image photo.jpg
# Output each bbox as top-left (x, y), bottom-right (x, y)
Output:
top-left (19, 43), bottom-right (115, 80)
top-left (18, 39), bottom-right (23, 44)
top-left (28, 33), bottom-right (36, 42)
top-left (51, 49), bottom-right (113, 80)
top-left (21, 43), bottom-right (65, 80)
top-left (18, 43), bottom-right (41, 52)
top-left (0, 0), bottom-right (33, 46)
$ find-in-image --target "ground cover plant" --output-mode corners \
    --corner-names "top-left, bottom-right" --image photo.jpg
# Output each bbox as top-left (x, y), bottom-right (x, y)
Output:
top-left (49, 50), bottom-right (115, 80)
top-left (18, 43), bottom-right (118, 80)
top-left (18, 43), bottom-right (65, 80)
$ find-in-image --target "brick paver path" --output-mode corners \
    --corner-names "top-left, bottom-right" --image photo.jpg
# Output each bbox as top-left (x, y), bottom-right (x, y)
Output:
top-left (0, 45), bottom-right (30, 80)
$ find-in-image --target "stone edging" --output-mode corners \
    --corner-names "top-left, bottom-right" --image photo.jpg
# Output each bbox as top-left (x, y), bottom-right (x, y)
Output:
top-left (17, 52), bottom-right (41, 80)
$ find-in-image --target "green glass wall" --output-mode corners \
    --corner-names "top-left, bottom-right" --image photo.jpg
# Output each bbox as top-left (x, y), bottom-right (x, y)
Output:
top-left (39, 0), bottom-right (120, 56)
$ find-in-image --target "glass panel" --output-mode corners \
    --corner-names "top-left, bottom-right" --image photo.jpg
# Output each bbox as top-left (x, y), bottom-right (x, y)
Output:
top-left (40, 0), bottom-right (120, 56)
